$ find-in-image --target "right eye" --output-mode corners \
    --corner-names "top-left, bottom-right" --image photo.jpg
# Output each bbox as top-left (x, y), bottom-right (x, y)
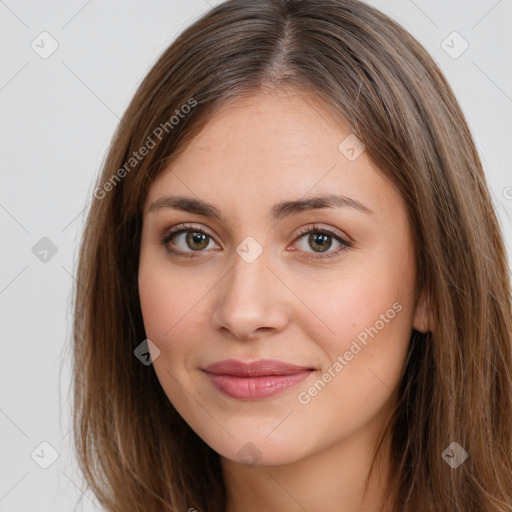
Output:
top-left (160, 223), bottom-right (221, 258)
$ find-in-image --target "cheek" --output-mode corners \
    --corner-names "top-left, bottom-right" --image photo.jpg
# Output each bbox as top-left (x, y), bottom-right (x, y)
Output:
top-left (138, 253), bottom-right (213, 357)
top-left (293, 283), bottom-right (411, 439)
top-left (297, 263), bottom-right (414, 393)
top-left (138, 266), bottom-right (172, 342)
top-left (305, 270), bottom-right (407, 343)
top-left (137, 243), bottom-right (187, 349)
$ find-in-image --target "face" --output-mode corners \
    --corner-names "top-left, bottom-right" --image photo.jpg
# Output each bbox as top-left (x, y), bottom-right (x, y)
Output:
top-left (138, 89), bottom-right (425, 466)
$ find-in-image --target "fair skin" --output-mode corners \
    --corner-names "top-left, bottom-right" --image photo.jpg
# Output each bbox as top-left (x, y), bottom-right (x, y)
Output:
top-left (138, 89), bottom-right (428, 512)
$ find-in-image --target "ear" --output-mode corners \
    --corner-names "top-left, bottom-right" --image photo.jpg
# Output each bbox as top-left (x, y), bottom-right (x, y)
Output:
top-left (412, 288), bottom-right (431, 333)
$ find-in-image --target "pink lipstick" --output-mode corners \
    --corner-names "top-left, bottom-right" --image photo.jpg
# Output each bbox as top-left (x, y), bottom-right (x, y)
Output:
top-left (202, 359), bottom-right (314, 399)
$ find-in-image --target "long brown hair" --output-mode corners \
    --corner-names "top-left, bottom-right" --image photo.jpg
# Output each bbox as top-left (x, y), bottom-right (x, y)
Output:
top-left (71, 1), bottom-right (512, 510)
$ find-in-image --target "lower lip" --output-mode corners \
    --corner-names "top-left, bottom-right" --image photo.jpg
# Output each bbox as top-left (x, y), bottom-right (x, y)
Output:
top-left (203, 370), bottom-right (313, 399)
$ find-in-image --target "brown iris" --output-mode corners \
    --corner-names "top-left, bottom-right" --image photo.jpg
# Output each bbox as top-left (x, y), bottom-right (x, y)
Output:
top-left (308, 233), bottom-right (332, 252)
top-left (186, 231), bottom-right (209, 250)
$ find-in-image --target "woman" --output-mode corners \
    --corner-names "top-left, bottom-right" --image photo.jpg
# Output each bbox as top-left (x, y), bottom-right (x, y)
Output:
top-left (72, 0), bottom-right (512, 510)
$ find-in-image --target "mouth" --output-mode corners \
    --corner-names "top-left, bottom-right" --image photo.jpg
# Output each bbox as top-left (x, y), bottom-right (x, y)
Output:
top-left (201, 359), bottom-right (315, 400)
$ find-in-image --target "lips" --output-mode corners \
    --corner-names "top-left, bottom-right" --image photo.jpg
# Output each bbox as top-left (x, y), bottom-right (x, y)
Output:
top-left (202, 359), bottom-right (314, 399)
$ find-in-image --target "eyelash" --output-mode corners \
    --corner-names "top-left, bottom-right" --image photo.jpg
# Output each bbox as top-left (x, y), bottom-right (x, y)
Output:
top-left (159, 223), bottom-right (353, 262)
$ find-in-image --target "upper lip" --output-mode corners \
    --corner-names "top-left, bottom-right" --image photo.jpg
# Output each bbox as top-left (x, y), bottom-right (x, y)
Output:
top-left (202, 359), bottom-right (314, 377)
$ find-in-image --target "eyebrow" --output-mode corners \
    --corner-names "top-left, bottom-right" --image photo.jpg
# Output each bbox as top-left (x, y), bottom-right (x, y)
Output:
top-left (147, 193), bottom-right (374, 222)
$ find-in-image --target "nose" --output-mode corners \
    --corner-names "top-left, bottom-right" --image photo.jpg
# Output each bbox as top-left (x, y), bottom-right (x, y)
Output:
top-left (211, 248), bottom-right (290, 341)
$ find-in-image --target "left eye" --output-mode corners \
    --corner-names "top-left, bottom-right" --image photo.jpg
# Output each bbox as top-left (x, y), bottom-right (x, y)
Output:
top-left (295, 230), bottom-right (342, 253)
top-left (291, 226), bottom-right (352, 261)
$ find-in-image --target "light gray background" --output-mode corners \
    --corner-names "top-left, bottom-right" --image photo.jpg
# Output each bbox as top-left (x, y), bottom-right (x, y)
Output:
top-left (1, 0), bottom-right (511, 510)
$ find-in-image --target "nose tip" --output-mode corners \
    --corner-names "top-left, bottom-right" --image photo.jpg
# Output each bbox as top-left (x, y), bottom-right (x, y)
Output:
top-left (211, 257), bottom-right (289, 341)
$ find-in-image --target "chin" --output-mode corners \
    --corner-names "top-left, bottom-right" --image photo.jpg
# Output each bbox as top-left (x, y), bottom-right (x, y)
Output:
top-left (206, 432), bottom-right (309, 467)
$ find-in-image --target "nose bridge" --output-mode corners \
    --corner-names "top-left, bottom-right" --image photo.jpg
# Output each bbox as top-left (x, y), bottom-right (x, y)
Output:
top-left (211, 242), bottom-right (288, 339)
top-left (224, 244), bottom-right (273, 312)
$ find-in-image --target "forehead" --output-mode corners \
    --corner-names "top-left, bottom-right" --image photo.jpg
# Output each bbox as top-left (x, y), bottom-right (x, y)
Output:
top-left (182, 90), bottom-right (347, 162)
top-left (144, 91), bottom-right (400, 221)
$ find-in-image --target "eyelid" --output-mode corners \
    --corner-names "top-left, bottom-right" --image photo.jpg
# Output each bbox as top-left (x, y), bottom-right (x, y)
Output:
top-left (292, 223), bottom-right (351, 245)
top-left (161, 222), bottom-right (219, 242)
